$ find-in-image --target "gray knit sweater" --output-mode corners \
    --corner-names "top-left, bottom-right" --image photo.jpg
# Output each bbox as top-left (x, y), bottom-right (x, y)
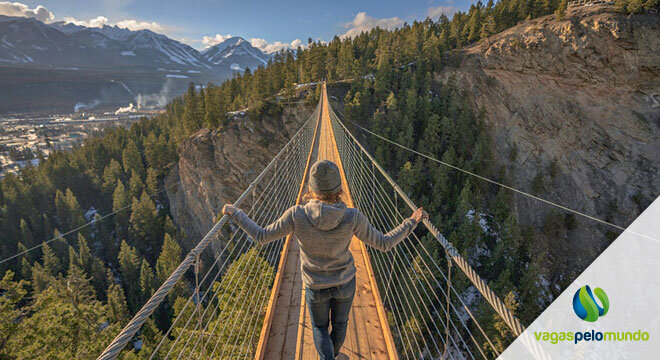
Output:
top-left (231, 199), bottom-right (418, 289)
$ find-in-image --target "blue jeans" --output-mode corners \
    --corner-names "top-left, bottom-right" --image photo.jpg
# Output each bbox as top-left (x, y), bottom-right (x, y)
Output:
top-left (305, 277), bottom-right (356, 359)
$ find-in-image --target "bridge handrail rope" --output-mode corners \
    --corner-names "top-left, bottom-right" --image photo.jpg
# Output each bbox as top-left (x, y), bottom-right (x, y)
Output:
top-left (337, 126), bottom-right (492, 358)
top-left (163, 150), bottom-right (303, 359)
top-left (162, 107), bottom-right (319, 358)
top-left (332, 107), bottom-right (660, 247)
top-left (169, 103), bottom-right (319, 359)
top-left (98, 102), bottom-right (320, 360)
top-left (326, 104), bottom-right (527, 337)
top-left (148, 148), bottom-right (305, 358)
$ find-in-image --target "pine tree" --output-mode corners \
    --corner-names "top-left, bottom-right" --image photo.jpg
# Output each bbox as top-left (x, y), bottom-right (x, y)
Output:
top-left (122, 140), bottom-right (145, 179)
top-left (140, 259), bottom-right (156, 303)
top-left (156, 234), bottom-right (187, 301)
top-left (0, 270), bottom-right (28, 352)
top-left (183, 83), bottom-right (202, 135)
top-left (129, 191), bottom-right (161, 258)
top-left (42, 242), bottom-right (61, 276)
top-left (143, 132), bottom-right (170, 173)
top-left (19, 219), bottom-right (34, 249)
top-left (145, 167), bottom-right (159, 196)
top-left (129, 170), bottom-right (144, 199)
top-left (54, 188), bottom-right (86, 239)
top-left (117, 240), bottom-right (142, 313)
top-left (480, 15), bottom-right (497, 39)
top-left (7, 269), bottom-right (117, 358)
top-left (30, 261), bottom-right (51, 294)
top-left (106, 270), bottom-right (129, 325)
top-left (112, 180), bottom-right (131, 241)
top-left (555, 0), bottom-right (568, 19)
top-left (76, 234), bottom-right (107, 300)
top-left (102, 159), bottom-right (124, 195)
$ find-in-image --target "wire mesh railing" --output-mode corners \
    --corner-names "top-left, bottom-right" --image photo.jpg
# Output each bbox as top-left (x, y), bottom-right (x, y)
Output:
top-left (328, 102), bottom-right (524, 359)
top-left (98, 101), bottom-right (320, 360)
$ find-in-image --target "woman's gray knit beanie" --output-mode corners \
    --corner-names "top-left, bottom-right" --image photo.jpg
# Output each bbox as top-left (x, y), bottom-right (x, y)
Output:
top-left (309, 160), bottom-right (342, 196)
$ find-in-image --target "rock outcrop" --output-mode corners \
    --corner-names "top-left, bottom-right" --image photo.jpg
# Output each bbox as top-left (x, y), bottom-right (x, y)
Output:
top-left (165, 105), bottom-right (311, 249)
top-left (438, 6), bottom-right (659, 281)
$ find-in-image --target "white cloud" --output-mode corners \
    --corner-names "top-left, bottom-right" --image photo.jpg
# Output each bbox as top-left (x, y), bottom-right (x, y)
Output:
top-left (202, 33), bottom-right (233, 47)
top-left (340, 12), bottom-right (404, 39)
top-left (0, 2), bottom-right (167, 33)
top-left (61, 15), bottom-right (165, 32)
top-left (249, 38), bottom-right (303, 54)
top-left (426, 6), bottom-right (459, 19)
top-left (115, 19), bottom-right (164, 32)
top-left (0, 1), bottom-right (54, 22)
top-left (62, 15), bottom-right (109, 28)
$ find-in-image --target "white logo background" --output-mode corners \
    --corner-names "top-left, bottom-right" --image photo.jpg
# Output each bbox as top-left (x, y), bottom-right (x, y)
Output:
top-left (499, 196), bottom-right (660, 359)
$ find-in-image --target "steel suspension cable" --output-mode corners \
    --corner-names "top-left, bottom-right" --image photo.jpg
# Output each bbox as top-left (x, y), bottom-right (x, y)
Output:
top-left (157, 128), bottom-right (307, 358)
top-left (173, 138), bottom-right (307, 358)
top-left (345, 148), bottom-right (479, 359)
top-left (341, 130), bottom-right (496, 357)
top-left (333, 109), bottom-right (660, 246)
top-left (98, 111), bottom-right (317, 360)
top-left (328, 108), bottom-right (526, 337)
top-left (340, 124), bottom-right (501, 356)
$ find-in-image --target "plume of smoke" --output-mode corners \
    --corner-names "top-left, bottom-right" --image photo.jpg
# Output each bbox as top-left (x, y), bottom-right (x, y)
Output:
top-left (135, 79), bottom-right (174, 109)
top-left (114, 103), bottom-right (136, 115)
top-left (74, 99), bottom-right (101, 112)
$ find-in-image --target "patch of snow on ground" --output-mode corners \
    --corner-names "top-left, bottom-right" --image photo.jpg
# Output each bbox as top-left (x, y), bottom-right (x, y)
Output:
top-left (228, 108), bottom-right (248, 118)
top-left (121, 50), bottom-right (135, 56)
top-left (1, 36), bottom-right (13, 48)
top-left (230, 63), bottom-right (243, 71)
top-left (187, 70), bottom-right (201, 73)
top-left (465, 209), bottom-right (490, 233)
top-left (455, 286), bottom-right (480, 323)
top-left (133, 339), bottom-right (143, 350)
top-left (295, 82), bottom-right (318, 88)
top-left (165, 74), bottom-right (189, 78)
top-left (85, 207), bottom-right (97, 222)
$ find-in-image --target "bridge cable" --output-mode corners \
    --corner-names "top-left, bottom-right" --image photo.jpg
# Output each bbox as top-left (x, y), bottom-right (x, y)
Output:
top-left (345, 146), bottom-right (484, 358)
top-left (0, 181), bottom-right (181, 266)
top-left (175, 156), bottom-right (296, 355)
top-left (164, 129), bottom-right (308, 359)
top-left (329, 104), bottom-right (527, 337)
top-left (333, 109), bottom-right (657, 243)
top-left (338, 114), bottom-right (499, 356)
top-left (98, 112), bottom-right (316, 360)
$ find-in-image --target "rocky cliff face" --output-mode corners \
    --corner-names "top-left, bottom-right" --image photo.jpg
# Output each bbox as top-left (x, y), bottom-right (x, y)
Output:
top-left (165, 105), bottom-right (311, 249)
top-left (438, 6), bottom-right (659, 281)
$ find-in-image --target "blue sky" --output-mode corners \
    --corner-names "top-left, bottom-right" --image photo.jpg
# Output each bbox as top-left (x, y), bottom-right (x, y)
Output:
top-left (3, 1), bottom-right (468, 51)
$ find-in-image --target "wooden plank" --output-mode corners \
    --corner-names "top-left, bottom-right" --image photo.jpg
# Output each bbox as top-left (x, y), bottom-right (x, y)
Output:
top-left (255, 98), bottom-right (323, 360)
top-left (323, 82), bottom-right (399, 360)
top-left (262, 81), bottom-right (398, 360)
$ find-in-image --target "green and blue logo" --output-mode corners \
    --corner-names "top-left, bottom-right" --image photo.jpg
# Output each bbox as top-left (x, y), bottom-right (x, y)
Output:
top-left (573, 285), bottom-right (609, 322)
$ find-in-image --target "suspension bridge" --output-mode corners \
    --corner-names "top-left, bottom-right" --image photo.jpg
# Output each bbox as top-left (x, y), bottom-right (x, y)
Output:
top-left (98, 82), bottom-right (526, 360)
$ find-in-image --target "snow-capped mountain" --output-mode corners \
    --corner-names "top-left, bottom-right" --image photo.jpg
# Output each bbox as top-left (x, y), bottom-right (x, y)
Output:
top-left (48, 21), bottom-right (210, 69)
top-left (0, 15), bottom-right (267, 72)
top-left (202, 37), bottom-right (270, 72)
top-left (0, 15), bottom-right (110, 66)
top-left (0, 15), bottom-right (280, 113)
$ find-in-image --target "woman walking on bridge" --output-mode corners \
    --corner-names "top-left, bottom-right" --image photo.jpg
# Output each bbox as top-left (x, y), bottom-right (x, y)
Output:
top-left (223, 159), bottom-right (428, 360)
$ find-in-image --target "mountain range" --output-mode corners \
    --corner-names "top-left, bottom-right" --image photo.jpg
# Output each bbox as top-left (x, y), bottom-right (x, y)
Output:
top-left (0, 15), bottom-right (275, 113)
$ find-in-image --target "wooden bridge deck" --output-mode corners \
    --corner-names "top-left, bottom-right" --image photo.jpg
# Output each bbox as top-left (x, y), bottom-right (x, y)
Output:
top-left (255, 83), bottom-right (397, 360)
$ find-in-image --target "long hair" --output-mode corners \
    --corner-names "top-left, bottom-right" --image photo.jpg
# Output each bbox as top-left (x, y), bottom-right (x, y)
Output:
top-left (303, 186), bottom-right (344, 204)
